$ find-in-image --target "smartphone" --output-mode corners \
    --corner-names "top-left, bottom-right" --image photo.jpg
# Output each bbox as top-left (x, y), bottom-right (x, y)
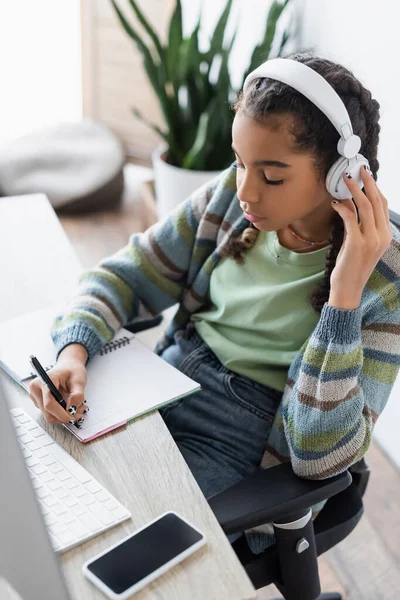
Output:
top-left (82, 511), bottom-right (207, 599)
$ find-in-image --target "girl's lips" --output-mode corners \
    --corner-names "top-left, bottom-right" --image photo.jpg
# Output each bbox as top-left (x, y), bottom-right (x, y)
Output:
top-left (243, 211), bottom-right (264, 223)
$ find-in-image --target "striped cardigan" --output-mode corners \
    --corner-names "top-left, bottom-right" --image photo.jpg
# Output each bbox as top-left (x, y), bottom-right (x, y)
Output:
top-left (51, 163), bottom-right (400, 485)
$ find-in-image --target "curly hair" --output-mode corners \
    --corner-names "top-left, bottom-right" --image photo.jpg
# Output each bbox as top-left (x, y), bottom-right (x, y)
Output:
top-left (222, 51), bottom-right (381, 313)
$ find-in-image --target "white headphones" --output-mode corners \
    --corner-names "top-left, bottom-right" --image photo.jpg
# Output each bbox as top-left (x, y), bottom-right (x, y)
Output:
top-left (243, 58), bottom-right (370, 200)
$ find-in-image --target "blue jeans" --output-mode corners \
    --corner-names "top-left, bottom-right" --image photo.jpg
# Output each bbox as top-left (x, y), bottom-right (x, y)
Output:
top-left (158, 321), bottom-right (283, 554)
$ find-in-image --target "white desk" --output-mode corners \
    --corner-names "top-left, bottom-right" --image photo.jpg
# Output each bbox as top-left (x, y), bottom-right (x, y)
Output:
top-left (0, 194), bottom-right (256, 600)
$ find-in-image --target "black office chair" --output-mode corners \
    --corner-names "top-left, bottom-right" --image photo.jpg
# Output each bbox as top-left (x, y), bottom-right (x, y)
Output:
top-left (125, 210), bottom-right (400, 600)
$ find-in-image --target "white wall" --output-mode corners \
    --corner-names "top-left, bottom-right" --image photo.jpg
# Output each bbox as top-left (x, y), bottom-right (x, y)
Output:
top-left (0, 0), bottom-right (82, 147)
top-left (299, 0), bottom-right (400, 467)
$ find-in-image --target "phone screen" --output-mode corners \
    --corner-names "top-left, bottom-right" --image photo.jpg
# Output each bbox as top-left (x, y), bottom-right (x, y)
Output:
top-left (86, 512), bottom-right (204, 595)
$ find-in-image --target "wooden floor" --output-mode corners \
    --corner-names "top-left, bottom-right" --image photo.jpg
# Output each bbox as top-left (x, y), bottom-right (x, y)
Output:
top-left (58, 192), bottom-right (400, 600)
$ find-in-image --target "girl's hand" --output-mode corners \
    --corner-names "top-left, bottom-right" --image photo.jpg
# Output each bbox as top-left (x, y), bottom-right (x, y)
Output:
top-left (328, 165), bottom-right (393, 310)
top-left (28, 357), bottom-right (88, 426)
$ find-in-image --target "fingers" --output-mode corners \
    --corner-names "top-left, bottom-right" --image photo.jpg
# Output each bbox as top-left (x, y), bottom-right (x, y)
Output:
top-left (65, 375), bottom-right (88, 425)
top-left (344, 166), bottom-right (389, 235)
top-left (29, 376), bottom-right (71, 424)
top-left (28, 371), bottom-right (90, 426)
top-left (360, 165), bottom-right (388, 231)
top-left (343, 170), bottom-right (375, 235)
top-left (332, 197), bottom-right (361, 238)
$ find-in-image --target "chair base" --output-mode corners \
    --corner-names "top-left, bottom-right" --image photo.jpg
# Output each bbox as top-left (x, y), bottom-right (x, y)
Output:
top-left (272, 594), bottom-right (342, 600)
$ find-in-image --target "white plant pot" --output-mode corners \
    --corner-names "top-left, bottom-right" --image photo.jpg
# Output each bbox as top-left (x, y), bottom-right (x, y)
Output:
top-left (152, 145), bottom-right (221, 221)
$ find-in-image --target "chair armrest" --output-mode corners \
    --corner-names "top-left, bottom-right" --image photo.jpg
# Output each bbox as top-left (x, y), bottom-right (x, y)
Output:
top-left (124, 314), bottom-right (163, 334)
top-left (208, 462), bottom-right (352, 535)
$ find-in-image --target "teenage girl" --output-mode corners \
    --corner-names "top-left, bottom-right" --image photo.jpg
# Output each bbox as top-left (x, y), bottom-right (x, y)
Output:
top-left (29, 52), bottom-right (399, 554)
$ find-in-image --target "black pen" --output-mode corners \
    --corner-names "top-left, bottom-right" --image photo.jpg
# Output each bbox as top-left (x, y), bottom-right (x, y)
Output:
top-left (29, 355), bottom-right (81, 429)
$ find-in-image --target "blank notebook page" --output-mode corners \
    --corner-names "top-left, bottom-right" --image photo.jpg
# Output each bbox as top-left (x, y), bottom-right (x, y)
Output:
top-left (72, 336), bottom-right (200, 441)
top-left (0, 306), bottom-right (201, 442)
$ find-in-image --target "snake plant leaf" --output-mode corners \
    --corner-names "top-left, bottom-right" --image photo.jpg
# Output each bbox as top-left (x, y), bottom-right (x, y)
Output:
top-left (182, 109), bottom-right (212, 170)
top-left (179, 13), bottom-right (201, 82)
top-left (111, 1), bottom-right (178, 140)
top-left (277, 28), bottom-right (290, 55)
top-left (167, 0), bottom-right (183, 83)
top-left (127, 0), bottom-right (164, 61)
top-left (244, 0), bottom-right (289, 81)
top-left (132, 107), bottom-right (170, 144)
top-left (111, 1), bottom-right (158, 67)
top-left (208, 0), bottom-right (233, 65)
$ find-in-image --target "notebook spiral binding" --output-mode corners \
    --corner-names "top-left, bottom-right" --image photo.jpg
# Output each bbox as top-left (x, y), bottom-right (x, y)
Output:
top-left (100, 336), bottom-right (131, 356)
top-left (26, 336), bottom-right (131, 377)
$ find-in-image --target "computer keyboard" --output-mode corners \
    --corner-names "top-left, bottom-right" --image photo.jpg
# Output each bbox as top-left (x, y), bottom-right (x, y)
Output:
top-left (10, 407), bottom-right (131, 554)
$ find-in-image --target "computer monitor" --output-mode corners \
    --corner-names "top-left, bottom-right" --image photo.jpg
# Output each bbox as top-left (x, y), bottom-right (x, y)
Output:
top-left (0, 376), bottom-right (71, 600)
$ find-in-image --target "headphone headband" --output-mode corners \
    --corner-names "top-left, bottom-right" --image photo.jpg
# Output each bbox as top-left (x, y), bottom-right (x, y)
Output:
top-left (243, 58), bottom-right (361, 159)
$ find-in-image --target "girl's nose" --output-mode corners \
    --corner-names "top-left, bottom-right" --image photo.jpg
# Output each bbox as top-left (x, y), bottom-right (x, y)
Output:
top-left (237, 176), bottom-right (260, 206)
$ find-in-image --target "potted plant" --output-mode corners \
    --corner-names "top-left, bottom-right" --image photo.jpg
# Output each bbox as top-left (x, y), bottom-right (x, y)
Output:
top-left (111, 0), bottom-right (293, 219)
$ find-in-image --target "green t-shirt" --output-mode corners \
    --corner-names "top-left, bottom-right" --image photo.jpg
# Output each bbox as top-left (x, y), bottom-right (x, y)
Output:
top-left (191, 230), bottom-right (331, 392)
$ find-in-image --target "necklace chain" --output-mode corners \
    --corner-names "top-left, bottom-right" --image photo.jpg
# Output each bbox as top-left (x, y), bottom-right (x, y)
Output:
top-left (273, 226), bottom-right (330, 263)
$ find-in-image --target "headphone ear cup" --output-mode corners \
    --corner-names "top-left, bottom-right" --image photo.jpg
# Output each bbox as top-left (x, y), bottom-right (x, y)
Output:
top-left (326, 154), bottom-right (370, 200)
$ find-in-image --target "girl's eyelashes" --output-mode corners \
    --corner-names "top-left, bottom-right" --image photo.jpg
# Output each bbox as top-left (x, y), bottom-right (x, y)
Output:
top-left (263, 175), bottom-right (284, 186)
top-left (233, 161), bottom-right (284, 186)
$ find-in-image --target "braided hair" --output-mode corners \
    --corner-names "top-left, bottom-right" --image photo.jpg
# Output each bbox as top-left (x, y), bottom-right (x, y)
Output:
top-left (222, 52), bottom-right (381, 313)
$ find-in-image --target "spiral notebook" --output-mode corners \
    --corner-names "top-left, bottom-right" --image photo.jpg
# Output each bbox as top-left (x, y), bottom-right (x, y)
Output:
top-left (0, 306), bottom-right (201, 442)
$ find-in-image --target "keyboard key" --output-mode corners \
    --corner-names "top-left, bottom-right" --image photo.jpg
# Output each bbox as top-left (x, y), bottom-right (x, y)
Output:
top-left (49, 463), bottom-right (63, 474)
top-left (36, 486), bottom-right (51, 499)
top-left (26, 456), bottom-right (39, 468)
top-left (53, 504), bottom-right (67, 517)
top-left (112, 506), bottom-right (130, 520)
top-left (47, 480), bottom-right (62, 492)
top-left (25, 421), bottom-right (39, 431)
top-left (57, 470), bottom-right (71, 482)
top-left (72, 485), bottom-right (87, 498)
top-left (81, 494), bottom-right (96, 507)
top-left (41, 434), bottom-right (55, 447)
top-left (61, 511), bottom-right (76, 525)
top-left (57, 531), bottom-right (76, 546)
top-left (81, 514), bottom-right (103, 533)
top-left (31, 463), bottom-right (47, 476)
top-left (35, 447), bottom-right (49, 459)
top-left (44, 513), bottom-right (58, 527)
top-left (19, 433), bottom-right (34, 444)
top-left (84, 480), bottom-right (103, 494)
top-left (94, 490), bottom-right (112, 503)
top-left (17, 414), bottom-right (31, 424)
top-left (74, 504), bottom-right (87, 517)
top-left (104, 498), bottom-right (119, 511)
top-left (55, 488), bottom-right (70, 500)
top-left (65, 479), bottom-right (79, 490)
top-left (49, 522), bottom-right (67, 536)
top-left (26, 440), bottom-right (41, 451)
top-left (40, 471), bottom-right (55, 483)
top-left (43, 495), bottom-right (59, 508)
top-left (31, 477), bottom-right (44, 490)
top-left (65, 496), bottom-right (79, 509)
top-left (32, 429), bottom-right (46, 438)
top-left (90, 504), bottom-right (115, 526)
top-left (42, 455), bottom-right (56, 466)
top-left (11, 408), bottom-right (24, 417)
top-left (68, 520), bottom-right (91, 539)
